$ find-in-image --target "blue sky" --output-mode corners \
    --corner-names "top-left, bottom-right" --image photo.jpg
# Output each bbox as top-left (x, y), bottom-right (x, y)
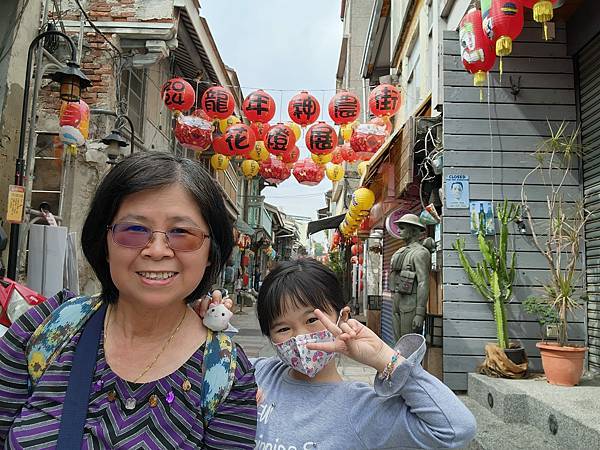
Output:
top-left (201, 0), bottom-right (344, 221)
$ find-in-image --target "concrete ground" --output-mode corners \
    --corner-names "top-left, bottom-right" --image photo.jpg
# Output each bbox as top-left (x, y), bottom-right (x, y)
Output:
top-left (231, 305), bottom-right (377, 385)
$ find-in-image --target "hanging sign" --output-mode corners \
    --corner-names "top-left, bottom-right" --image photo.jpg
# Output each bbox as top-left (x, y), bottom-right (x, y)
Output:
top-left (445, 175), bottom-right (470, 209)
top-left (6, 185), bottom-right (25, 224)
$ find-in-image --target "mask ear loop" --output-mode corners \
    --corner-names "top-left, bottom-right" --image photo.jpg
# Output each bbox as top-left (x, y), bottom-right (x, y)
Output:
top-left (335, 308), bottom-right (350, 327)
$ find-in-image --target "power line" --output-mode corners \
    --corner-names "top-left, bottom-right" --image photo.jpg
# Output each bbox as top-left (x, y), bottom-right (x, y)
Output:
top-left (72, 0), bottom-right (121, 57)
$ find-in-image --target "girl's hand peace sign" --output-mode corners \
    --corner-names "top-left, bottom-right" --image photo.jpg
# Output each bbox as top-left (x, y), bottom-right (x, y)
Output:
top-left (306, 307), bottom-right (404, 373)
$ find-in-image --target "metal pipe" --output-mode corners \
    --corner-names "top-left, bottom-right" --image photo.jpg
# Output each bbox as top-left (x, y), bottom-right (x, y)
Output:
top-left (6, 30), bottom-right (78, 279)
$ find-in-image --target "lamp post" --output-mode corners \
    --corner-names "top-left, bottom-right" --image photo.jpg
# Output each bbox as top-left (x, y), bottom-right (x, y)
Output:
top-left (6, 30), bottom-right (91, 279)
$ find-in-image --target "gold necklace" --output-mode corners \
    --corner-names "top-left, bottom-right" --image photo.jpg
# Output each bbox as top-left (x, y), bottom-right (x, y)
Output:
top-left (104, 305), bottom-right (188, 384)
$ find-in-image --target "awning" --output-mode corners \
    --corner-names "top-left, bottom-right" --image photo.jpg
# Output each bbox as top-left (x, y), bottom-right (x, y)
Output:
top-left (360, 126), bottom-right (403, 187)
top-left (307, 214), bottom-right (346, 237)
top-left (234, 218), bottom-right (255, 236)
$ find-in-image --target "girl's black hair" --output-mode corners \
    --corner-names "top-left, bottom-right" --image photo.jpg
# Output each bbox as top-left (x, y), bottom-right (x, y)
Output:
top-left (256, 258), bottom-right (347, 336)
top-left (81, 151), bottom-right (234, 303)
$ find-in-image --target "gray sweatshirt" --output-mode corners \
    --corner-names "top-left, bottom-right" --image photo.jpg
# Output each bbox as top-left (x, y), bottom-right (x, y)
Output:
top-left (251, 334), bottom-right (476, 450)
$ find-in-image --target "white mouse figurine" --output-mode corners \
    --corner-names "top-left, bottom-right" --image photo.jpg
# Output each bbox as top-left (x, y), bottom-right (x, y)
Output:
top-left (203, 303), bottom-right (234, 332)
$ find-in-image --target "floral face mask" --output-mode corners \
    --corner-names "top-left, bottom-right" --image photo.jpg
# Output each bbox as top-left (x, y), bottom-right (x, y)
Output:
top-left (272, 330), bottom-right (336, 378)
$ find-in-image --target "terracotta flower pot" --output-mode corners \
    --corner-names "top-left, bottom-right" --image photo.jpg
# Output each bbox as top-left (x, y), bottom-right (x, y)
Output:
top-left (536, 342), bottom-right (587, 386)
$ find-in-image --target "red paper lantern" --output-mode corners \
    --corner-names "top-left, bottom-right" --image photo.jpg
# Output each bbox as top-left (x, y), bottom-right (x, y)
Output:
top-left (200, 86), bottom-right (235, 120)
top-left (161, 77), bottom-right (195, 112)
top-left (241, 254), bottom-right (250, 267)
top-left (332, 231), bottom-right (341, 247)
top-left (281, 145), bottom-right (300, 165)
top-left (368, 116), bottom-right (392, 135)
top-left (350, 123), bottom-right (387, 159)
top-left (220, 124), bottom-right (256, 158)
top-left (339, 143), bottom-right (358, 163)
top-left (174, 113), bottom-right (213, 152)
top-left (369, 84), bottom-right (401, 117)
top-left (250, 121), bottom-right (271, 141)
top-left (260, 156), bottom-right (292, 184)
top-left (288, 91), bottom-right (320, 127)
top-left (243, 273), bottom-right (249, 287)
top-left (351, 244), bottom-right (359, 256)
top-left (459, 8), bottom-right (497, 87)
top-left (265, 123), bottom-right (296, 156)
top-left (305, 121), bottom-right (338, 155)
top-left (292, 158), bottom-right (325, 186)
top-left (482, 0), bottom-right (524, 58)
top-left (328, 91), bottom-right (360, 125)
top-left (243, 89), bottom-right (276, 123)
top-left (331, 146), bottom-right (344, 164)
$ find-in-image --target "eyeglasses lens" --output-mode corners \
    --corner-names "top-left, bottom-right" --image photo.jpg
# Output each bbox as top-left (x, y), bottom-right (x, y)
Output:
top-left (111, 223), bottom-right (205, 251)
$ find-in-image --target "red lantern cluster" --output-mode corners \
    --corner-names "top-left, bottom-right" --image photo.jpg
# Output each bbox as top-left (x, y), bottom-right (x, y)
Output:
top-left (350, 123), bottom-right (387, 160)
top-left (174, 113), bottom-right (213, 152)
top-left (482, 0), bottom-right (524, 57)
top-left (459, 8), bottom-right (496, 87)
top-left (339, 143), bottom-right (358, 163)
top-left (214, 123), bottom-right (256, 158)
top-left (265, 123), bottom-right (296, 156)
top-left (260, 156), bottom-right (291, 184)
top-left (369, 84), bottom-right (401, 117)
top-left (161, 78), bottom-right (195, 112)
top-left (330, 146), bottom-right (344, 164)
top-left (288, 91), bottom-right (320, 127)
top-left (328, 91), bottom-right (360, 125)
top-left (243, 89), bottom-right (276, 123)
top-left (292, 159), bottom-right (325, 186)
top-left (200, 86), bottom-right (235, 120)
top-left (250, 121), bottom-right (271, 141)
top-left (305, 121), bottom-right (338, 155)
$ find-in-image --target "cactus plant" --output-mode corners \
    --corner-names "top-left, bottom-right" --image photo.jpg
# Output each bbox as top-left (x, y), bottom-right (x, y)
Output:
top-left (453, 200), bottom-right (519, 349)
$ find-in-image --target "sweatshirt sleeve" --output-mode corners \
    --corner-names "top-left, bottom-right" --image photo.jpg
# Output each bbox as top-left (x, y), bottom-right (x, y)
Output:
top-left (0, 291), bottom-right (70, 444)
top-left (349, 334), bottom-right (476, 449)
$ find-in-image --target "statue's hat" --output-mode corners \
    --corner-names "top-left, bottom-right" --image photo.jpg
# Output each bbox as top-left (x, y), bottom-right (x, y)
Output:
top-left (394, 213), bottom-right (426, 230)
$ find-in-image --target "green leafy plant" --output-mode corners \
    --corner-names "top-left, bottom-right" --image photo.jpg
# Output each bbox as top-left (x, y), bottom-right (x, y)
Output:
top-left (523, 296), bottom-right (560, 341)
top-left (453, 199), bottom-right (519, 349)
top-left (326, 249), bottom-right (344, 284)
top-left (520, 122), bottom-right (588, 347)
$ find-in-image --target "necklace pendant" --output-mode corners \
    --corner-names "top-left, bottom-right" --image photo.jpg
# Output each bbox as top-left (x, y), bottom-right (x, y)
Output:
top-left (149, 394), bottom-right (159, 408)
top-left (125, 397), bottom-right (137, 410)
top-left (182, 379), bottom-right (192, 392)
top-left (107, 390), bottom-right (117, 403)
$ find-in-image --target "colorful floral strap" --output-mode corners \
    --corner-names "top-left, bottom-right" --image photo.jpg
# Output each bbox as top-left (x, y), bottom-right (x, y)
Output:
top-left (26, 294), bottom-right (237, 424)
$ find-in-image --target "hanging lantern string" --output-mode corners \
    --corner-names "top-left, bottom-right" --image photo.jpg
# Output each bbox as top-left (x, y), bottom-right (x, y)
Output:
top-left (279, 90), bottom-right (284, 123)
top-left (486, 71), bottom-right (496, 226)
top-left (321, 91), bottom-right (326, 121)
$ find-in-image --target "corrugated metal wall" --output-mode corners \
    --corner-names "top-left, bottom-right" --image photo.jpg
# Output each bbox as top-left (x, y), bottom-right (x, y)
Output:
top-left (381, 231), bottom-right (405, 346)
top-left (441, 23), bottom-right (586, 390)
top-left (578, 33), bottom-right (600, 372)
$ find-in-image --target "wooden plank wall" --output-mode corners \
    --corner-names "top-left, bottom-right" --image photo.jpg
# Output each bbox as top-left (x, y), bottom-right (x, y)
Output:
top-left (441, 23), bottom-right (586, 391)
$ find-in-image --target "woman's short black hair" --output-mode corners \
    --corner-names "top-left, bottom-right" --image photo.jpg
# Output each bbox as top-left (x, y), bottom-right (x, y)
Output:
top-left (81, 151), bottom-right (234, 303)
top-left (256, 258), bottom-right (346, 336)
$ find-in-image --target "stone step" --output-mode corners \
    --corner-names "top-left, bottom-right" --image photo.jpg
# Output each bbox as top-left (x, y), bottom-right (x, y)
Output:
top-left (458, 396), bottom-right (562, 450)
top-left (467, 373), bottom-right (600, 450)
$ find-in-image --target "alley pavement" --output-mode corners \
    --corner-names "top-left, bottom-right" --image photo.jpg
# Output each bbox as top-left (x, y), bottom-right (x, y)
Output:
top-left (231, 305), bottom-right (377, 385)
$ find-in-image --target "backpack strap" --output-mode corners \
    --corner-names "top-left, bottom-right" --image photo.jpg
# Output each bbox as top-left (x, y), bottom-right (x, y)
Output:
top-left (26, 294), bottom-right (103, 387)
top-left (201, 329), bottom-right (237, 425)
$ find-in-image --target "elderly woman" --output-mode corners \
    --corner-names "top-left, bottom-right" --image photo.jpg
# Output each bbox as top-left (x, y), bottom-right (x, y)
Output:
top-left (0, 152), bottom-right (257, 448)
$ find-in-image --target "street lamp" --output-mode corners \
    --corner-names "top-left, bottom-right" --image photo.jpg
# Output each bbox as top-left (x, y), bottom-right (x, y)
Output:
top-left (101, 129), bottom-right (128, 163)
top-left (6, 30), bottom-right (91, 279)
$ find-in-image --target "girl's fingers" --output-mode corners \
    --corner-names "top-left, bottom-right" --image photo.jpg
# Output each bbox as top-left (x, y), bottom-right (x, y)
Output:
top-left (314, 309), bottom-right (343, 336)
top-left (306, 341), bottom-right (339, 353)
top-left (339, 321), bottom-right (356, 337)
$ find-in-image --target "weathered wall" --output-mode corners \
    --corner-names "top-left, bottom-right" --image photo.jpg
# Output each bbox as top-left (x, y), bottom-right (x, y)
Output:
top-left (441, 23), bottom-right (585, 390)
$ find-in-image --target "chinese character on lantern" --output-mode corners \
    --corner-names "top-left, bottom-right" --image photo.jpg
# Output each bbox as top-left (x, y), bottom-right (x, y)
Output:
top-left (265, 123), bottom-right (296, 156)
top-left (288, 91), bottom-right (320, 127)
top-left (368, 83), bottom-right (401, 117)
top-left (305, 121), bottom-right (338, 155)
top-left (161, 78), bottom-right (195, 112)
top-left (328, 91), bottom-right (360, 125)
top-left (243, 89), bottom-right (276, 123)
top-left (201, 86), bottom-right (235, 120)
top-left (223, 124), bottom-right (256, 158)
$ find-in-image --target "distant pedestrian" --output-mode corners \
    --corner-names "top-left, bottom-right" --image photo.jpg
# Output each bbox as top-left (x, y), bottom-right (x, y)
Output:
top-left (252, 258), bottom-right (476, 449)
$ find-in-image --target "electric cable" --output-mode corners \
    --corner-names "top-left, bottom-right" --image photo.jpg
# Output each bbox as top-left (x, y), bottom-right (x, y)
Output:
top-left (72, 0), bottom-right (121, 56)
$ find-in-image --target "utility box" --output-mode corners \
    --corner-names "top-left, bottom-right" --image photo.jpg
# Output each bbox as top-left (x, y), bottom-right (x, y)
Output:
top-left (27, 224), bottom-right (68, 297)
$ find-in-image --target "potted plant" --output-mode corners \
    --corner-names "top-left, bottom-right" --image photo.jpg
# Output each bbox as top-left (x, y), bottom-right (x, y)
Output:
top-left (522, 296), bottom-right (560, 342)
top-left (453, 199), bottom-right (528, 372)
top-left (520, 122), bottom-right (588, 386)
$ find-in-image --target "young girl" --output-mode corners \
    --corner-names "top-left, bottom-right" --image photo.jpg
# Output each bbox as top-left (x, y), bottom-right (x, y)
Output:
top-left (252, 258), bottom-right (476, 449)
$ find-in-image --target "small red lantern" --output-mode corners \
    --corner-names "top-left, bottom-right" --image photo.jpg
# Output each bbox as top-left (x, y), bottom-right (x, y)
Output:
top-left (351, 244), bottom-right (359, 256)
top-left (288, 91), bottom-right (320, 127)
top-left (459, 8), bottom-right (497, 87)
top-left (292, 159), bottom-right (325, 186)
top-left (260, 156), bottom-right (292, 184)
top-left (331, 146), bottom-right (344, 164)
top-left (265, 123), bottom-right (296, 156)
top-left (358, 256), bottom-right (364, 265)
top-left (328, 91), bottom-right (360, 125)
top-left (368, 84), bottom-right (401, 117)
top-left (241, 254), bottom-right (250, 267)
top-left (250, 121), bottom-right (271, 141)
top-left (200, 86), bottom-right (235, 120)
top-left (243, 273), bottom-right (249, 287)
top-left (339, 143), bottom-right (358, 163)
top-left (243, 89), bottom-right (276, 123)
top-left (281, 145), bottom-right (300, 165)
top-left (161, 77), bottom-right (195, 112)
top-left (305, 121), bottom-right (338, 155)
top-left (219, 124), bottom-right (256, 158)
top-left (368, 116), bottom-right (392, 135)
top-left (332, 231), bottom-right (341, 247)
top-left (350, 123), bottom-right (387, 159)
top-left (174, 113), bottom-right (213, 152)
top-left (482, 0), bottom-right (524, 59)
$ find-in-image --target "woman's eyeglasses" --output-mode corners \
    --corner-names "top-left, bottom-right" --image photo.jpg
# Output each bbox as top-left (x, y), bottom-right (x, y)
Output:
top-left (107, 222), bottom-right (210, 252)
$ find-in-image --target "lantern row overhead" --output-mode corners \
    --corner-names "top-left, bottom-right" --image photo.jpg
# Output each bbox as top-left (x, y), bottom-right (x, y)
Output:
top-left (160, 77), bottom-right (402, 186)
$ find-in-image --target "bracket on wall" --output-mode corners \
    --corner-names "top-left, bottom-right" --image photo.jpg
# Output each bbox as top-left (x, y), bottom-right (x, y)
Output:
top-left (509, 75), bottom-right (522, 101)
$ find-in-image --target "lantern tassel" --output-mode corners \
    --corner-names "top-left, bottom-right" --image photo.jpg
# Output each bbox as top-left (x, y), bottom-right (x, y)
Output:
top-left (499, 57), bottom-right (503, 81)
top-left (67, 144), bottom-right (78, 156)
top-left (544, 22), bottom-right (548, 41)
